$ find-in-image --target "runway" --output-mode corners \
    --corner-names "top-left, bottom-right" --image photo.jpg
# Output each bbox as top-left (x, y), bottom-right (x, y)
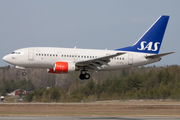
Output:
top-left (0, 101), bottom-right (180, 118)
top-left (0, 117), bottom-right (179, 120)
top-left (1, 101), bottom-right (180, 105)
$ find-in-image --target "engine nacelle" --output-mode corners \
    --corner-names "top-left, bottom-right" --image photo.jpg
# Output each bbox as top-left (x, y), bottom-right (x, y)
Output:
top-left (47, 61), bottom-right (75, 74)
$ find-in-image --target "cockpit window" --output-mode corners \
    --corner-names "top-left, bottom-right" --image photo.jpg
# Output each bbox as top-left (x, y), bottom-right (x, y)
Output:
top-left (12, 52), bottom-right (21, 54)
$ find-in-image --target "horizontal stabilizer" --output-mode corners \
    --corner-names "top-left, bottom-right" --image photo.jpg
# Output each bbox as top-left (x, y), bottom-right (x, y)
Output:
top-left (145, 52), bottom-right (175, 59)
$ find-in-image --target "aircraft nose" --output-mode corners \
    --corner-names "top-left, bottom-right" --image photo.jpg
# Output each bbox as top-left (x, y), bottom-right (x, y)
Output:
top-left (3, 55), bottom-right (10, 62)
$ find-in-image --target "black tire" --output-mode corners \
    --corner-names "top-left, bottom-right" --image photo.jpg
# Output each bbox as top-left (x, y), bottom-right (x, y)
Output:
top-left (22, 72), bottom-right (26, 76)
top-left (85, 73), bottom-right (90, 79)
top-left (79, 74), bottom-right (85, 80)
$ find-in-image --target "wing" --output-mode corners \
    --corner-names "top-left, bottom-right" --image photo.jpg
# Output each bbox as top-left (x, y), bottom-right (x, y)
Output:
top-left (145, 52), bottom-right (175, 59)
top-left (75, 52), bottom-right (125, 70)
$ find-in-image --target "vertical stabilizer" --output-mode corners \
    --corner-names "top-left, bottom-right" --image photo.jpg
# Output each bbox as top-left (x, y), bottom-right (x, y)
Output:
top-left (115, 15), bottom-right (169, 54)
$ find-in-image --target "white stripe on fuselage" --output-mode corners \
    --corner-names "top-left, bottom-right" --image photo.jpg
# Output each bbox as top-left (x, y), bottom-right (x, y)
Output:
top-left (8, 47), bottom-right (160, 71)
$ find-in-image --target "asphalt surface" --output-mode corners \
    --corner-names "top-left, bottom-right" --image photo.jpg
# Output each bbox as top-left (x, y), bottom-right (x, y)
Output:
top-left (1, 102), bottom-right (180, 105)
top-left (0, 117), bottom-right (179, 120)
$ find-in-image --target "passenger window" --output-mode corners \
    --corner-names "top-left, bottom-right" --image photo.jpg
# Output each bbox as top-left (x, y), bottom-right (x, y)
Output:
top-left (72, 55), bottom-right (74, 57)
top-left (69, 55), bottom-right (71, 57)
top-left (87, 56), bottom-right (89, 58)
top-left (44, 54), bottom-right (46, 56)
top-left (56, 54), bottom-right (58, 57)
top-left (42, 54), bottom-right (43, 56)
top-left (67, 55), bottom-right (68, 57)
top-left (47, 54), bottom-right (49, 56)
top-left (53, 54), bottom-right (55, 57)
top-left (81, 56), bottom-right (83, 58)
top-left (84, 56), bottom-right (86, 58)
top-left (78, 56), bottom-right (80, 58)
top-left (122, 58), bottom-right (124, 60)
top-left (62, 55), bottom-right (63, 57)
top-left (64, 55), bottom-right (66, 57)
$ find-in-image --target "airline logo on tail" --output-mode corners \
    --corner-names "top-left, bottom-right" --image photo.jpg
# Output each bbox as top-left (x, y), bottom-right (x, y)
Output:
top-left (137, 41), bottom-right (160, 51)
top-left (115, 15), bottom-right (169, 54)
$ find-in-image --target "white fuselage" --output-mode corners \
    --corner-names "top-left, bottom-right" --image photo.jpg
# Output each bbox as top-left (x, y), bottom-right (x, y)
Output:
top-left (3, 47), bottom-right (160, 71)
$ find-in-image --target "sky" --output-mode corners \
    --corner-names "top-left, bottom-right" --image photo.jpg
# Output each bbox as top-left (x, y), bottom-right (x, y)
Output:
top-left (0, 0), bottom-right (180, 67)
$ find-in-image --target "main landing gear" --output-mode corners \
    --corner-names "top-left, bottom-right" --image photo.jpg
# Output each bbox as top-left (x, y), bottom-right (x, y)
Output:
top-left (79, 69), bottom-right (90, 80)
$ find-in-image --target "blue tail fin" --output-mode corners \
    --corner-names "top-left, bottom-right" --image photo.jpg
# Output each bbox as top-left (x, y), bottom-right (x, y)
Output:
top-left (115, 15), bottom-right (169, 54)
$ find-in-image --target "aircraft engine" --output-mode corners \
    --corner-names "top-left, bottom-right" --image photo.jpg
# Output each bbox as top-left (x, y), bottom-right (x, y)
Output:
top-left (47, 62), bottom-right (76, 74)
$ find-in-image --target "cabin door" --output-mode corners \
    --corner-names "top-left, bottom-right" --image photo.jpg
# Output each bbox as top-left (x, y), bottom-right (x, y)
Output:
top-left (128, 54), bottom-right (133, 65)
top-left (28, 49), bottom-right (34, 60)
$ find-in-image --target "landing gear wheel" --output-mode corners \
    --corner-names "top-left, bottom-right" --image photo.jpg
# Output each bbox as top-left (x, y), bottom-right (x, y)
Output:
top-left (22, 72), bottom-right (26, 76)
top-left (85, 73), bottom-right (90, 79)
top-left (79, 74), bottom-right (85, 80)
top-left (79, 70), bottom-right (90, 80)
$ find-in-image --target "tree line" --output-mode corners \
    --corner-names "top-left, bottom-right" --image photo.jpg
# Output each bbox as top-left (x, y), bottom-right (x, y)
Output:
top-left (0, 65), bottom-right (180, 102)
top-left (0, 78), bottom-right (34, 96)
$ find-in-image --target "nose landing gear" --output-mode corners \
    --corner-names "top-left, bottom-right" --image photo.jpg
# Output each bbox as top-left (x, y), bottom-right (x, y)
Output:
top-left (22, 70), bottom-right (26, 76)
top-left (79, 69), bottom-right (90, 80)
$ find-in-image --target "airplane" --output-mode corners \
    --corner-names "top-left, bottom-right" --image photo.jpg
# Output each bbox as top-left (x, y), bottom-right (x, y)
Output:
top-left (3, 15), bottom-right (174, 80)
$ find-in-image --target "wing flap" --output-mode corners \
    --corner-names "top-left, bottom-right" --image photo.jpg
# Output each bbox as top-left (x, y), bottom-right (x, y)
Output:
top-left (75, 52), bottom-right (125, 69)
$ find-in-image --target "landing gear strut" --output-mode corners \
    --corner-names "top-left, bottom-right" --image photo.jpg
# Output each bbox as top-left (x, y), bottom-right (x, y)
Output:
top-left (79, 69), bottom-right (90, 80)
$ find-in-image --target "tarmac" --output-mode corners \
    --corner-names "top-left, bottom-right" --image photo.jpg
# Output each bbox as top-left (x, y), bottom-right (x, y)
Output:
top-left (0, 116), bottom-right (179, 120)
